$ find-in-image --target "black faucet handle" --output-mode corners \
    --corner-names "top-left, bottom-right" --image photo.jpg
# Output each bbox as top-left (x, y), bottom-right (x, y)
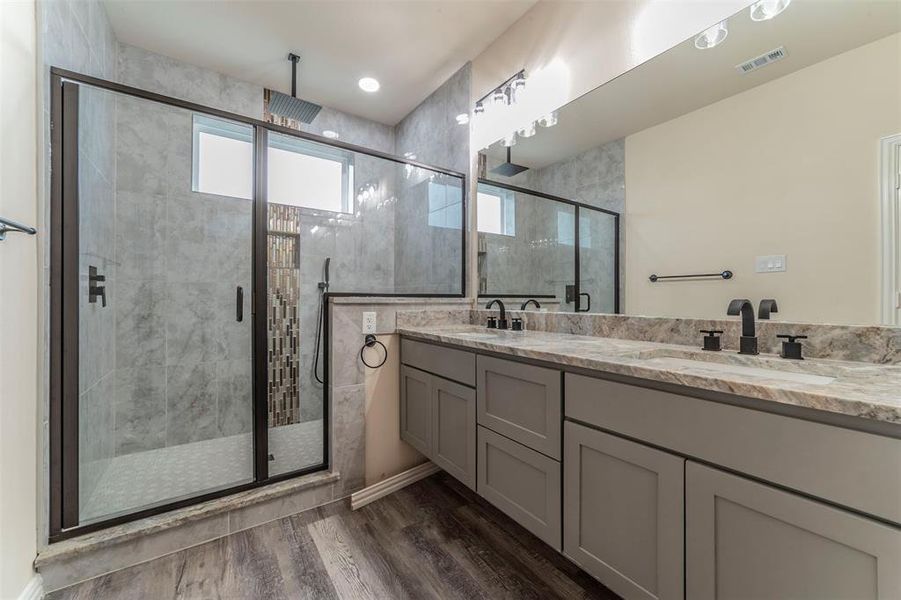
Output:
top-left (486, 316), bottom-right (498, 329)
top-left (700, 329), bottom-right (723, 351)
top-left (777, 334), bottom-right (807, 360)
top-left (776, 334), bottom-right (808, 342)
top-left (511, 318), bottom-right (524, 331)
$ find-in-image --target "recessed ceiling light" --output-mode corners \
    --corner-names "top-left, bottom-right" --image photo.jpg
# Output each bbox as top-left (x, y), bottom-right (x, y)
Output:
top-left (455, 113), bottom-right (470, 125)
top-left (750, 0), bottom-right (791, 21)
top-left (694, 20), bottom-right (728, 50)
top-left (358, 77), bottom-right (380, 93)
top-left (322, 130), bottom-right (339, 139)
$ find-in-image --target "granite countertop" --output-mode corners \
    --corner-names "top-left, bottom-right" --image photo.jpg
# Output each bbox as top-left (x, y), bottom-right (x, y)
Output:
top-left (397, 325), bottom-right (901, 426)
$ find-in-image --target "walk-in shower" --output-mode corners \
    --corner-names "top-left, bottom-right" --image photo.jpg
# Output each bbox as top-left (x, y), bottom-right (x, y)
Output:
top-left (48, 68), bottom-right (466, 539)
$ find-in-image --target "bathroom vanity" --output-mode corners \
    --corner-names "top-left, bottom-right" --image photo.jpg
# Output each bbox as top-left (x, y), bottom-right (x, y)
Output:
top-left (398, 327), bottom-right (901, 600)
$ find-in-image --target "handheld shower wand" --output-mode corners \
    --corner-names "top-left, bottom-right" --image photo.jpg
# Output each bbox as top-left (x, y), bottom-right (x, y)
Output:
top-left (313, 257), bottom-right (331, 384)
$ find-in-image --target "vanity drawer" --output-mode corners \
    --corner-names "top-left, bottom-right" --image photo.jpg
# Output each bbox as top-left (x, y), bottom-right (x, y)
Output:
top-left (401, 338), bottom-right (475, 387)
top-left (565, 373), bottom-right (901, 524)
top-left (477, 426), bottom-right (561, 550)
top-left (477, 355), bottom-right (561, 458)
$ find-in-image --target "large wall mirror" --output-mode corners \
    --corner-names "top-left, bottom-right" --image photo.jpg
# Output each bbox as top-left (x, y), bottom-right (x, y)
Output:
top-left (477, 0), bottom-right (900, 326)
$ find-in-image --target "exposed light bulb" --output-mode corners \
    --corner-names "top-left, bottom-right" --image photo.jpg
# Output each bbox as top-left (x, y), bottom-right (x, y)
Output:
top-left (473, 102), bottom-right (485, 116)
top-left (694, 20), bottom-right (728, 50)
top-left (517, 122), bottom-right (536, 138)
top-left (539, 112), bottom-right (558, 128)
top-left (455, 113), bottom-right (470, 125)
top-left (322, 130), bottom-right (339, 139)
top-left (750, 0), bottom-right (791, 21)
top-left (502, 132), bottom-right (517, 147)
top-left (492, 88), bottom-right (507, 107)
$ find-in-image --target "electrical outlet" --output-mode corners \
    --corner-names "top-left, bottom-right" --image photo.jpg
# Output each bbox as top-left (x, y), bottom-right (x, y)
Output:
top-left (755, 254), bottom-right (786, 273)
top-left (362, 311), bottom-right (377, 334)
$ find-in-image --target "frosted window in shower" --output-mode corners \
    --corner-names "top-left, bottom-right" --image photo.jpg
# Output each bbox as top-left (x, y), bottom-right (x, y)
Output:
top-left (268, 133), bottom-right (353, 213)
top-left (192, 115), bottom-right (253, 199)
top-left (477, 183), bottom-right (515, 236)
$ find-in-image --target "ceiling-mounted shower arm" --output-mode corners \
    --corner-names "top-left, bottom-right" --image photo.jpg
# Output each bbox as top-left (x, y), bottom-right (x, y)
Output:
top-left (288, 53), bottom-right (300, 98)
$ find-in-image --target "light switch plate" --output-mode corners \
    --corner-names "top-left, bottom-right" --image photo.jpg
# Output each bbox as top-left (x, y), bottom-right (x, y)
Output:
top-left (362, 311), bottom-right (377, 334)
top-left (755, 254), bottom-right (786, 273)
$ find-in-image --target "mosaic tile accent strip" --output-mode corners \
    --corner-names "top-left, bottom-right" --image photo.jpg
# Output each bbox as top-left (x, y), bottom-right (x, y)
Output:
top-left (268, 204), bottom-right (304, 427)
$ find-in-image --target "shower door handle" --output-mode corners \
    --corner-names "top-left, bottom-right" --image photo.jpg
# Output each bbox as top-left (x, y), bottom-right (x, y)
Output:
top-left (236, 286), bottom-right (244, 322)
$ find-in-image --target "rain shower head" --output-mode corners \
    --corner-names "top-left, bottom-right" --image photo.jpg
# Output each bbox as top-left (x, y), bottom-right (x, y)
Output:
top-left (491, 146), bottom-right (529, 177)
top-left (269, 53), bottom-right (322, 124)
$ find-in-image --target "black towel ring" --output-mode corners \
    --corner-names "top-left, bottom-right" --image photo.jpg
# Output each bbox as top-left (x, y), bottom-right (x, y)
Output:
top-left (360, 334), bottom-right (388, 369)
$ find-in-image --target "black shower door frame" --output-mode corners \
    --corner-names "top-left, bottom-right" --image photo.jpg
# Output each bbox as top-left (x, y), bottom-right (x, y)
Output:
top-left (476, 178), bottom-right (621, 314)
top-left (48, 68), bottom-right (467, 541)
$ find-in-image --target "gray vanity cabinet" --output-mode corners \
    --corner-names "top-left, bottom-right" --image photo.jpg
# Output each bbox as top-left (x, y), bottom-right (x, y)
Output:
top-left (563, 422), bottom-right (684, 600)
top-left (477, 355), bottom-right (561, 459)
top-left (432, 376), bottom-right (476, 489)
top-left (686, 462), bottom-right (901, 600)
top-left (400, 365), bottom-right (433, 457)
top-left (478, 426), bottom-right (562, 549)
top-left (400, 362), bottom-right (477, 490)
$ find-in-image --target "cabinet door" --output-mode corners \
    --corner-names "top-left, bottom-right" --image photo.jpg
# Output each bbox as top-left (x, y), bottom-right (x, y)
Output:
top-left (477, 355), bottom-right (561, 458)
top-left (432, 376), bottom-right (476, 490)
top-left (563, 422), bottom-right (684, 600)
top-left (400, 365), bottom-right (433, 457)
top-left (686, 462), bottom-right (901, 600)
top-left (478, 426), bottom-right (562, 550)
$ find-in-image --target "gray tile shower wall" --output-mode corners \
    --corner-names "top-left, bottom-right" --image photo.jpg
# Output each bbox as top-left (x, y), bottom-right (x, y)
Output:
top-left (41, 0), bottom-right (120, 515)
top-left (394, 64), bottom-right (471, 294)
top-left (112, 95), bottom-right (254, 455)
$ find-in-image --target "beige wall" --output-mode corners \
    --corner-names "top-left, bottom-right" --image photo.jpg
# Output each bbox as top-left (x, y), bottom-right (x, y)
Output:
top-left (625, 33), bottom-right (901, 325)
top-left (0, 0), bottom-right (39, 597)
top-left (362, 336), bottom-right (424, 486)
top-left (470, 0), bottom-right (748, 149)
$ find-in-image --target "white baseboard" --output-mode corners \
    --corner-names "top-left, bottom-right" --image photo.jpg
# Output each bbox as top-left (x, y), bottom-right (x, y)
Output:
top-left (350, 462), bottom-right (440, 510)
top-left (18, 574), bottom-right (44, 600)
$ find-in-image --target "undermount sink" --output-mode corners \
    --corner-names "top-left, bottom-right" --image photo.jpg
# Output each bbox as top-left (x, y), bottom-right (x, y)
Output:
top-left (453, 331), bottom-right (512, 340)
top-left (640, 355), bottom-right (836, 385)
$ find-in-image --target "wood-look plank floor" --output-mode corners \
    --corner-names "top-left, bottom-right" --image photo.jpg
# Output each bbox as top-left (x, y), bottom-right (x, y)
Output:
top-left (48, 472), bottom-right (619, 599)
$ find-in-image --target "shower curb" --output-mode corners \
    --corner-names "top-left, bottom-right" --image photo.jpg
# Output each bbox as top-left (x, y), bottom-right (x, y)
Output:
top-left (35, 470), bottom-right (340, 592)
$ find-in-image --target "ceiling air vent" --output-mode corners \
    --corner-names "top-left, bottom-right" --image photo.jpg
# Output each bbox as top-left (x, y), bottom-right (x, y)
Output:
top-left (736, 46), bottom-right (787, 74)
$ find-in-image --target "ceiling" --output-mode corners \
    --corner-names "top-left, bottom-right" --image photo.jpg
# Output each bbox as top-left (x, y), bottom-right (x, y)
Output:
top-left (103, 0), bottom-right (538, 126)
top-left (486, 0), bottom-right (901, 168)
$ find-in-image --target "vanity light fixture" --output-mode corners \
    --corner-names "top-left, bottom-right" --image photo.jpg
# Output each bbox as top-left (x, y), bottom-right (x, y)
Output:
top-left (491, 88), bottom-right (508, 107)
top-left (538, 111), bottom-right (558, 128)
top-left (750, 0), bottom-right (791, 21)
top-left (517, 121), bottom-right (536, 138)
top-left (455, 113), bottom-right (470, 125)
top-left (501, 132), bottom-right (517, 147)
top-left (473, 102), bottom-right (485, 116)
top-left (694, 20), bottom-right (729, 50)
top-left (322, 130), bottom-right (339, 139)
top-left (358, 77), bottom-right (380, 92)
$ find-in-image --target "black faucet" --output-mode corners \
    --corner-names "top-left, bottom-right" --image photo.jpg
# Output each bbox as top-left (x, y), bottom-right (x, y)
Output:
top-left (758, 298), bottom-right (778, 320)
top-left (520, 298), bottom-right (541, 310)
top-left (486, 299), bottom-right (508, 330)
top-left (727, 299), bottom-right (758, 355)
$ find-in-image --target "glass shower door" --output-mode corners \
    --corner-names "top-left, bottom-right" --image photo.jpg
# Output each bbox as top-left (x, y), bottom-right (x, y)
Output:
top-left (577, 208), bottom-right (619, 314)
top-left (72, 83), bottom-right (256, 524)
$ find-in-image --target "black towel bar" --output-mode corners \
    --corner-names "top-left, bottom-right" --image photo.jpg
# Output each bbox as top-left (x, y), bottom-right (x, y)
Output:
top-left (649, 270), bottom-right (732, 282)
